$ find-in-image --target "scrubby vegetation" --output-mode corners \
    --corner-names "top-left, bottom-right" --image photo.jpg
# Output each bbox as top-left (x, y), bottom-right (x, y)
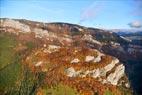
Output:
top-left (0, 31), bottom-right (132, 95)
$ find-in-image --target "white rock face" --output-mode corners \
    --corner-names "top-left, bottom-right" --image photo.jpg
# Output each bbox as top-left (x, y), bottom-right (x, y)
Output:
top-left (48, 45), bottom-right (60, 50)
top-left (43, 45), bottom-right (60, 53)
top-left (2, 19), bottom-right (31, 32)
top-left (43, 49), bottom-right (50, 53)
top-left (85, 56), bottom-right (95, 62)
top-left (85, 55), bottom-right (102, 63)
top-left (47, 45), bottom-right (60, 53)
top-left (80, 70), bottom-right (90, 78)
top-left (91, 69), bottom-right (105, 78)
top-left (65, 58), bottom-right (125, 86)
top-left (82, 34), bottom-right (101, 45)
top-left (110, 41), bottom-right (120, 46)
top-left (66, 67), bottom-right (77, 77)
top-left (125, 83), bottom-right (130, 88)
top-left (95, 50), bottom-right (104, 56)
top-left (60, 37), bottom-right (72, 43)
top-left (35, 61), bottom-right (43, 67)
top-left (106, 64), bottom-right (125, 85)
top-left (1, 19), bottom-right (58, 39)
top-left (92, 58), bottom-right (119, 78)
top-left (85, 51), bottom-right (104, 63)
top-left (93, 56), bottom-right (101, 63)
top-left (67, 58), bottom-right (119, 78)
top-left (104, 58), bottom-right (119, 72)
top-left (34, 28), bottom-right (49, 38)
top-left (43, 44), bottom-right (47, 47)
top-left (120, 36), bottom-right (132, 42)
top-left (71, 58), bottom-right (80, 64)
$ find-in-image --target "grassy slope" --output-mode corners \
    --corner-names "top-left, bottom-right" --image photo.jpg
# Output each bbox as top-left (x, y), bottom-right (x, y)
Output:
top-left (0, 33), bottom-right (22, 94)
top-left (42, 84), bottom-right (77, 95)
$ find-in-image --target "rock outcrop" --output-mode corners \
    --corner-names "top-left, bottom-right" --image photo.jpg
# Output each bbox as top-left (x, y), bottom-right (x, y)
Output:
top-left (82, 34), bottom-right (101, 45)
top-left (71, 58), bottom-right (80, 64)
top-left (66, 57), bottom-right (128, 87)
top-left (1, 19), bottom-right (31, 32)
top-left (106, 64), bottom-right (125, 85)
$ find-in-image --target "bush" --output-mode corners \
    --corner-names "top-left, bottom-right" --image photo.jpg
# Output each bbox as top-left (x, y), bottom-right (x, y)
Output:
top-left (104, 89), bottom-right (113, 95)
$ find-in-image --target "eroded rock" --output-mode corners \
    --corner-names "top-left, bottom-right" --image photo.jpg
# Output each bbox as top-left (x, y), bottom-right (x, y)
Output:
top-left (2, 19), bottom-right (31, 32)
top-left (35, 61), bottom-right (43, 67)
top-left (106, 64), bottom-right (125, 85)
top-left (85, 56), bottom-right (95, 62)
top-left (65, 57), bottom-right (125, 86)
top-left (71, 58), bottom-right (80, 64)
top-left (66, 67), bottom-right (77, 77)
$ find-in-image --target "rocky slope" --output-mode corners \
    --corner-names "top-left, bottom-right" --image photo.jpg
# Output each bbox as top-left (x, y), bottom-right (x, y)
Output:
top-left (1, 18), bottom-right (142, 60)
top-left (0, 18), bottom-right (136, 95)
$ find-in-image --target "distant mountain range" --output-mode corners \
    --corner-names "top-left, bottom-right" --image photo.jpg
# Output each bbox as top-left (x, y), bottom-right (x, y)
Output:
top-left (109, 29), bottom-right (142, 34)
top-left (109, 29), bottom-right (142, 46)
top-left (117, 31), bottom-right (142, 36)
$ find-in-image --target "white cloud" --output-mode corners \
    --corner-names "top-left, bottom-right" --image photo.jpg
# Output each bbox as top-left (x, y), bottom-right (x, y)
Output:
top-left (79, 1), bottom-right (104, 24)
top-left (128, 21), bottom-right (142, 28)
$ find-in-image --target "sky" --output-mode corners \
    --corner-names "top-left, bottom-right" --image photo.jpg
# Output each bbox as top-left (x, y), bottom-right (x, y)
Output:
top-left (0, 0), bottom-right (142, 29)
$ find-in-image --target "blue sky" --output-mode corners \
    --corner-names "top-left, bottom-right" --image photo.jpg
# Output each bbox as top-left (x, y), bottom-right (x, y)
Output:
top-left (0, 0), bottom-right (142, 29)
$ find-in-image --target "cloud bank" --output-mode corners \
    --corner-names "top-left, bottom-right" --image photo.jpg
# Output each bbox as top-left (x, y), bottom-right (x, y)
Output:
top-left (128, 21), bottom-right (142, 28)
